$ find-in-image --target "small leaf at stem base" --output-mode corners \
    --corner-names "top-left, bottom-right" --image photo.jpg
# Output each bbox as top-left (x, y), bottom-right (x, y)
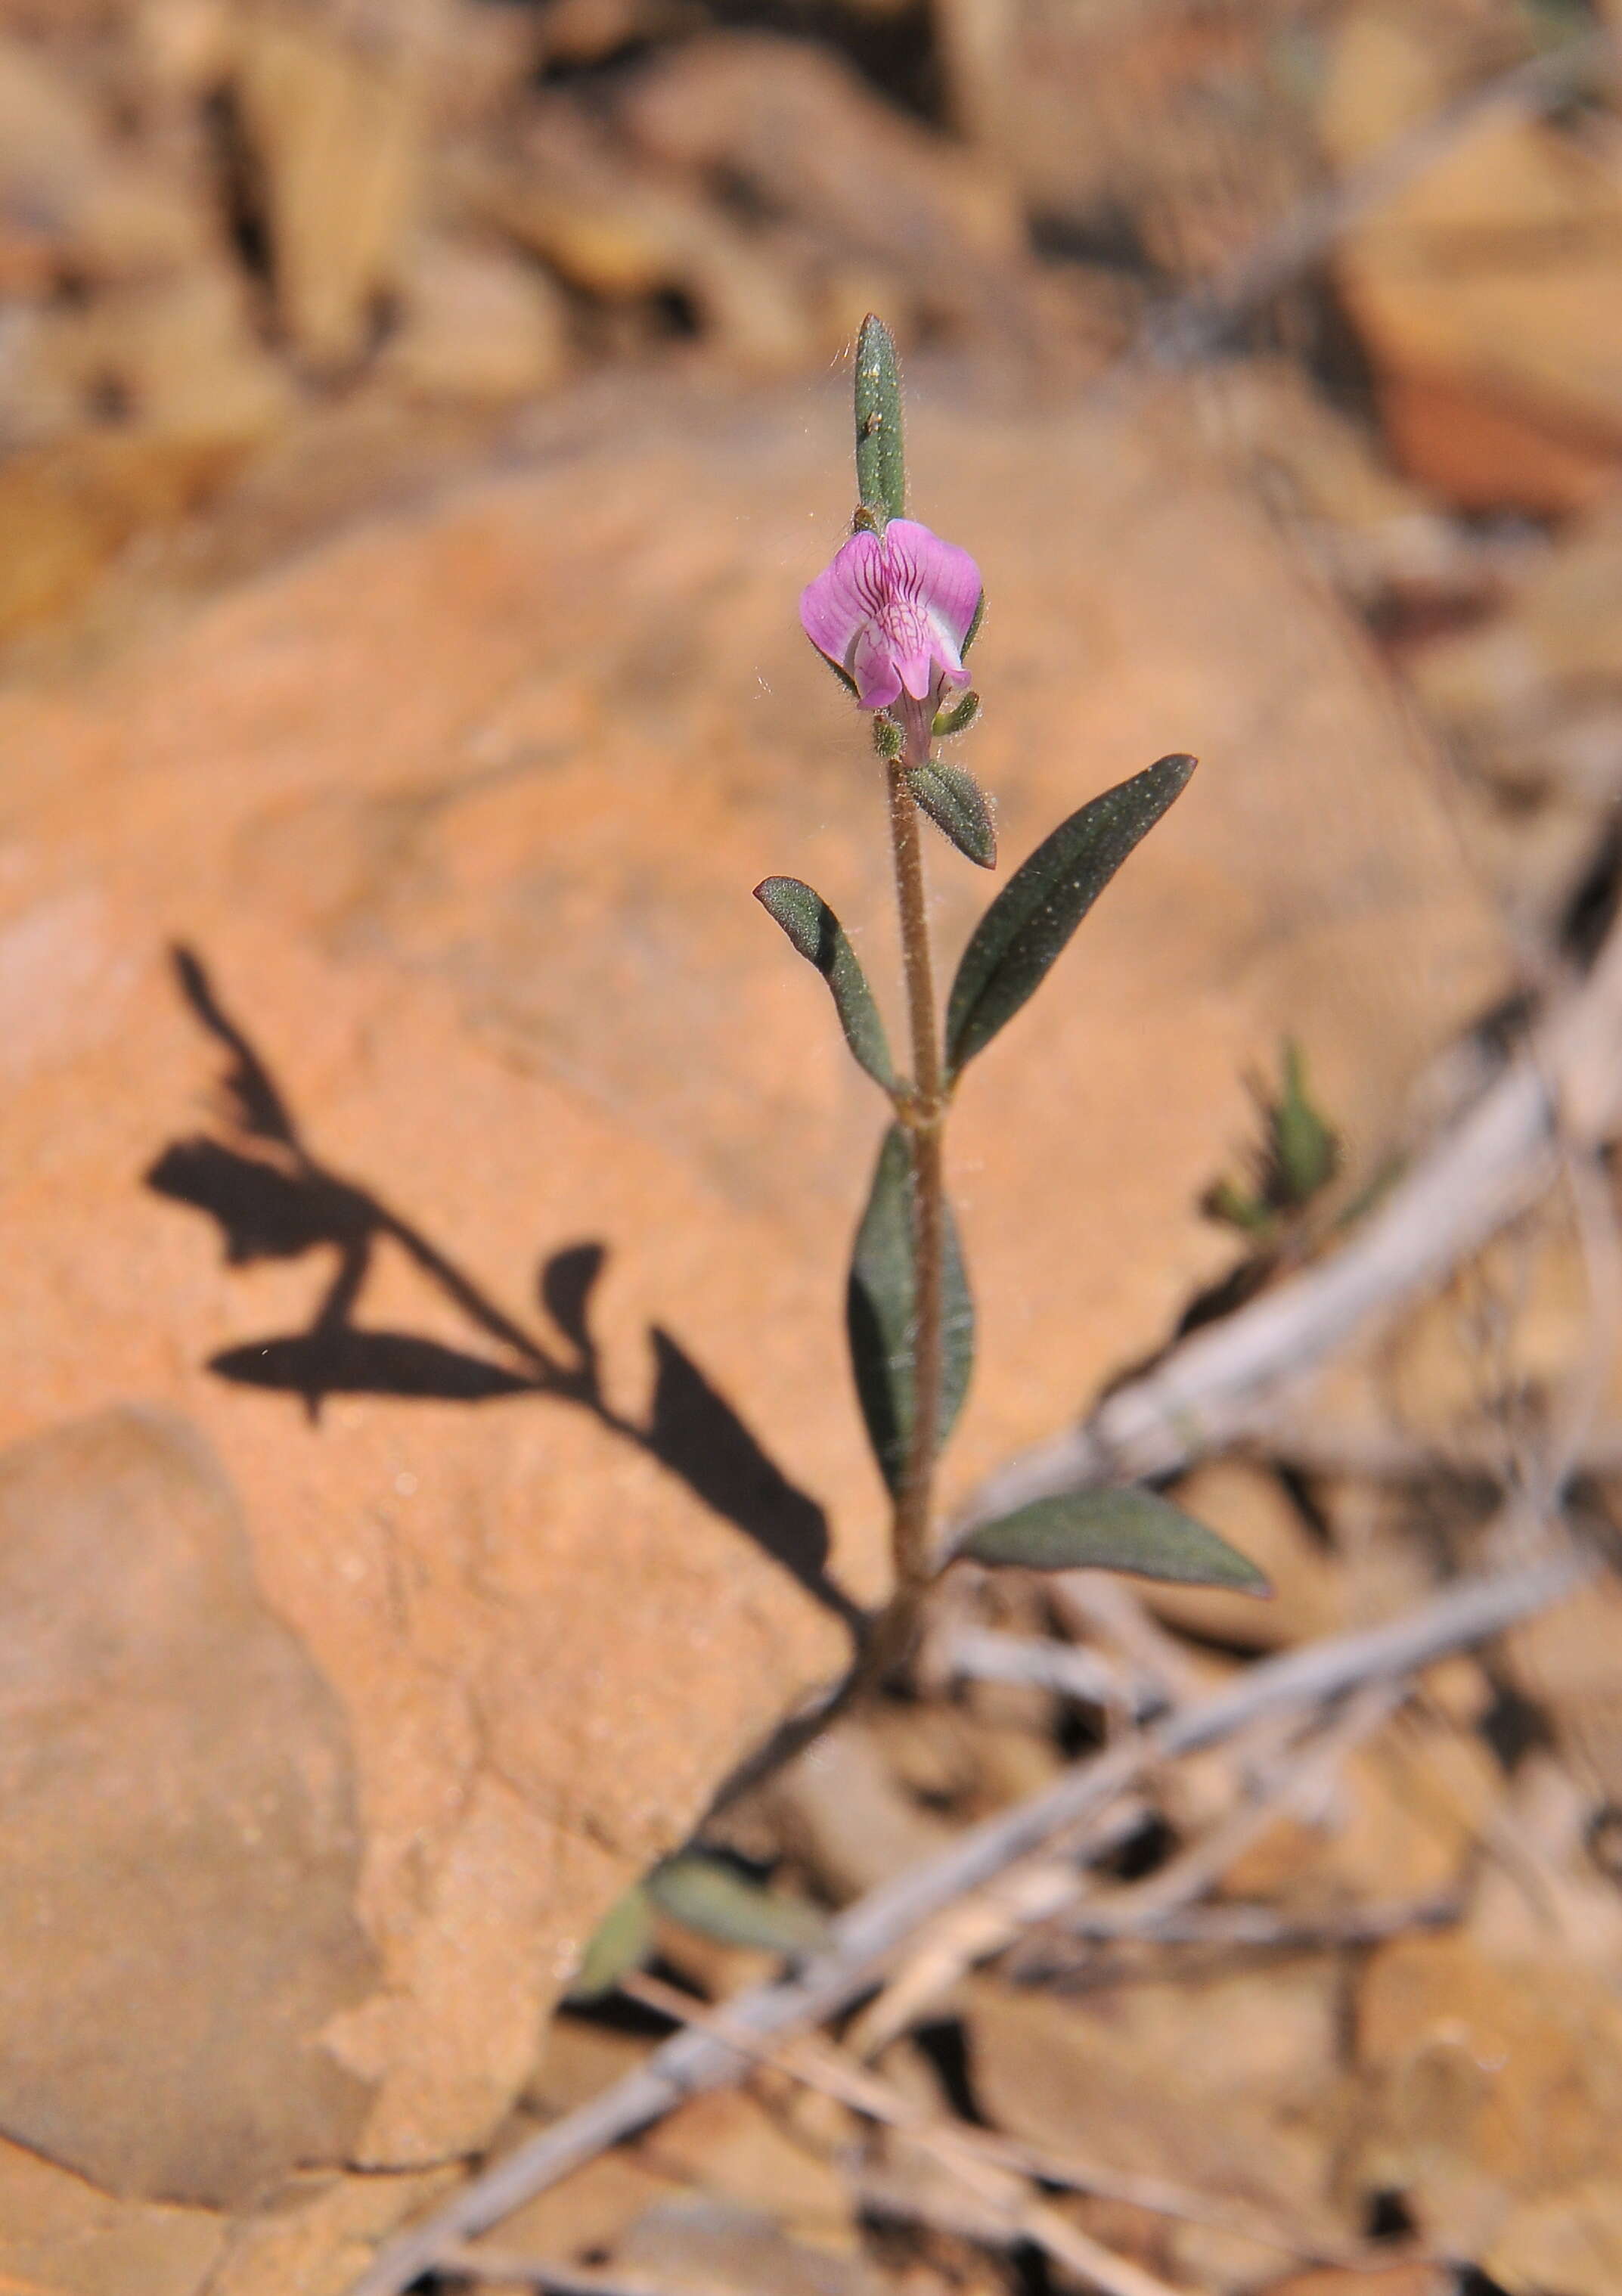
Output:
top-left (945, 752), bottom-right (1196, 1078)
top-left (907, 759), bottom-right (997, 869)
top-left (649, 1854), bottom-right (830, 1955)
top-left (958, 1486), bottom-right (1270, 1592)
top-left (848, 1124), bottom-right (974, 1495)
top-left (566, 1883), bottom-right (654, 2001)
top-left (755, 877), bottom-right (896, 1093)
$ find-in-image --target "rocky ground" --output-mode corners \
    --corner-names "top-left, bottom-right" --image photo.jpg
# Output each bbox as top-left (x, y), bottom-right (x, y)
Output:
top-left (2, 4), bottom-right (1622, 2294)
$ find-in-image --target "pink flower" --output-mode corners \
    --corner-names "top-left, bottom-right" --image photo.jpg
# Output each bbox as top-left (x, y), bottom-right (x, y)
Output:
top-left (800, 519), bottom-right (982, 714)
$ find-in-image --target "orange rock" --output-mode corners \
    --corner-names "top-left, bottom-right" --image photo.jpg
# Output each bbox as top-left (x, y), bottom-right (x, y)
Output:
top-left (0, 374), bottom-right (1503, 2267)
top-left (1376, 369), bottom-right (1621, 518)
top-left (1325, 10), bottom-right (1622, 512)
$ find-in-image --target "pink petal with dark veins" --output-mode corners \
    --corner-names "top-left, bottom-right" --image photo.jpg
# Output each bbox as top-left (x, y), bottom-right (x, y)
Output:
top-left (883, 519), bottom-right (982, 659)
top-left (799, 529), bottom-right (884, 675)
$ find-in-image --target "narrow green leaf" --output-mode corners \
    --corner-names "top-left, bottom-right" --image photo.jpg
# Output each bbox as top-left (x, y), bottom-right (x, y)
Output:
top-left (848, 1125), bottom-right (974, 1494)
top-left (907, 760), bottom-right (997, 870)
top-left (854, 314), bottom-right (905, 526)
top-left (1273, 1038), bottom-right (1338, 1205)
top-left (959, 1486), bottom-right (1270, 1593)
top-left (755, 877), bottom-right (896, 1093)
top-left (566, 1883), bottom-right (653, 2002)
top-left (650, 1854), bottom-right (830, 1956)
top-left (945, 753), bottom-right (1196, 1078)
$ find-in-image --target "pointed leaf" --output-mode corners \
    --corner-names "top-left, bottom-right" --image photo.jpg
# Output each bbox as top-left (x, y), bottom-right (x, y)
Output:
top-left (848, 1125), bottom-right (974, 1494)
top-left (1273, 1038), bottom-right (1339, 1205)
top-left (854, 314), bottom-right (905, 526)
top-left (907, 760), bottom-right (997, 870)
top-left (960, 1486), bottom-right (1270, 1593)
top-left (566, 1883), bottom-right (653, 2002)
top-left (945, 753), bottom-right (1196, 1078)
top-left (755, 877), bottom-right (896, 1092)
top-left (650, 1854), bottom-right (830, 1956)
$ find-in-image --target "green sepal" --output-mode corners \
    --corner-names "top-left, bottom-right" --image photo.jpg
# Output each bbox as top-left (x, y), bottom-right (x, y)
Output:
top-left (854, 313), bottom-right (905, 527)
top-left (566, 1882), bottom-right (654, 2002)
top-left (958, 1486), bottom-right (1270, 1593)
top-left (755, 877), bottom-right (897, 1094)
top-left (649, 1853), bottom-right (830, 1956)
top-left (945, 753), bottom-right (1196, 1079)
top-left (848, 1124), bottom-right (974, 1494)
top-left (907, 760), bottom-right (997, 870)
top-left (932, 690), bottom-right (981, 740)
top-left (960, 589), bottom-right (985, 659)
top-left (872, 712), bottom-right (905, 761)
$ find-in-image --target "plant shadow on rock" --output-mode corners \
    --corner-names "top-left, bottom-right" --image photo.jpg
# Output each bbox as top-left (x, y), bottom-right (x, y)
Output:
top-left (145, 945), bottom-right (864, 1641)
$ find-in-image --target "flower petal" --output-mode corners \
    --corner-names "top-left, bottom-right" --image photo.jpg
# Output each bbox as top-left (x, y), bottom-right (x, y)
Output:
top-left (884, 519), bottom-right (982, 655)
top-left (851, 622), bottom-right (901, 709)
top-left (799, 529), bottom-right (883, 672)
top-left (895, 638), bottom-right (935, 700)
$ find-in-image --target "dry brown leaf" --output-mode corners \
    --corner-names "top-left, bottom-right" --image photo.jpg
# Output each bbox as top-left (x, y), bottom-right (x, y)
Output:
top-left (1486, 2175), bottom-right (1622, 2296)
top-left (232, 1), bottom-right (435, 371)
top-left (1258, 2265), bottom-right (1450, 2296)
top-left (1468, 1753), bottom-right (1622, 1969)
top-left (379, 234), bottom-right (569, 405)
top-left (614, 31), bottom-right (1024, 312)
top-left (966, 1963), bottom-right (1351, 2240)
top-left (523, 2012), bottom-right (656, 2119)
top-left (1223, 1705), bottom-right (1499, 1907)
top-left (456, 100), bottom-right (815, 372)
top-left (14, 264), bottom-right (293, 450)
top-left (637, 2089), bottom-right (855, 2248)
top-left (464, 2150), bottom-right (686, 2267)
top-left (1506, 1575), bottom-right (1622, 1809)
top-left (1348, 1929), bottom-right (1622, 2265)
top-left (617, 2197), bottom-right (879, 2296)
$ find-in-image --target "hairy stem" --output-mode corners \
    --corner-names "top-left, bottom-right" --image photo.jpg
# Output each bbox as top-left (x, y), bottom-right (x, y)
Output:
top-left (888, 722), bottom-right (947, 1599)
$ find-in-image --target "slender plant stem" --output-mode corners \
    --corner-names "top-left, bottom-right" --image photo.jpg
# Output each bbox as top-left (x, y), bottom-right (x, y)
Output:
top-left (888, 731), bottom-right (947, 1599)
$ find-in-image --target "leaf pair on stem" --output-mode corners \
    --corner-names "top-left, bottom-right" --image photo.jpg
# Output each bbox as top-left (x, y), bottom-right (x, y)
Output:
top-left (760, 316), bottom-right (1266, 1670)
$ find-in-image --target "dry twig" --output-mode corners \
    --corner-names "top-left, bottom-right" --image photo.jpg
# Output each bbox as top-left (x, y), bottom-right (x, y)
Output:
top-left (346, 1553), bottom-right (1584, 2296)
top-left (960, 920), bottom-right (1622, 1526)
top-left (624, 1968), bottom-right (1377, 2273)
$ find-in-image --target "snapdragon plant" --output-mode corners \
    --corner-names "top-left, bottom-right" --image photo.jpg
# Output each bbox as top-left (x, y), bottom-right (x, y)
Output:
top-left (758, 318), bottom-right (1266, 1680)
top-left (572, 321), bottom-right (1265, 1995)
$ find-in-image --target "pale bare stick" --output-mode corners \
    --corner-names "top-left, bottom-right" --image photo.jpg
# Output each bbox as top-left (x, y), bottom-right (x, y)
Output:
top-left (345, 1552), bottom-right (1583, 2296)
top-left (625, 1973), bottom-right (1196, 2296)
top-left (1070, 1893), bottom-right (1458, 1949)
top-left (1050, 1678), bottom-right (1402, 1941)
top-left (625, 1968), bottom-right (1372, 2271)
top-left (870, 1677), bottom-right (1401, 2034)
top-left (958, 921), bottom-right (1622, 1527)
top-left (937, 1624), bottom-right (1160, 1715)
